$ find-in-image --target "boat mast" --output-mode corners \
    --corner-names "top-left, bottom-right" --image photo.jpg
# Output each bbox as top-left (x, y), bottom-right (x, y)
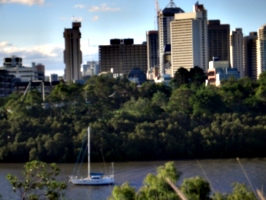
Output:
top-left (88, 127), bottom-right (90, 178)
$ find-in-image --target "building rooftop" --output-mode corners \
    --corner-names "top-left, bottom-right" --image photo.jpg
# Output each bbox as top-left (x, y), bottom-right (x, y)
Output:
top-left (162, 0), bottom-right (184, 16)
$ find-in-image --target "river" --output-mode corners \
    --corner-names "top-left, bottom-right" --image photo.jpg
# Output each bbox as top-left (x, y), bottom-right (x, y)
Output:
top-left (0, 158), bottom-right (265, 200)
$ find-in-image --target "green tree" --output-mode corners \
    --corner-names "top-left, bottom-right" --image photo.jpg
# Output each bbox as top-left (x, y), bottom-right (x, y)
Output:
top-left (6, 160), bottom-right (67, 200)
top-left (108, 182), bottom-right (136, 200)
top-left (172, 67), bottom-right (190, 88)
top-left (227, 183), bottom-right (256, 200)
top-left (189, 66), bottom-right (206, 86)
top-left (109, 162), bottom-right (182, 200)
top-left (181, 176), bottom-right (211, 200)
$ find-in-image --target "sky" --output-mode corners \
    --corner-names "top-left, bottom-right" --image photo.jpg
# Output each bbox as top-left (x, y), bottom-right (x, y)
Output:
top-left (0, 0), bottom-right (266, 76)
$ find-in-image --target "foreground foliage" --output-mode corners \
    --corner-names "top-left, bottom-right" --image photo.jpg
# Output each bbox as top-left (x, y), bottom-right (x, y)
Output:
top-left (109, 162), bottom-right (257, 200)
top-left (6, 160), bottom-right (67, 200)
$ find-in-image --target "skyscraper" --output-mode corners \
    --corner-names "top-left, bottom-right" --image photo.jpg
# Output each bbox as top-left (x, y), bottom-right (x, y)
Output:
top-left (230, 28), bottom-right (244, 78)
top-left (158, 0), bottom-right (184, 77)
top-left (146, 31), bottom-right (158, 71)
top-left (243, 32), bottom-right (258, 80)
top-left (171, 3), bottom-right (208, 76)
top-left (63, 22), bottom-right (82, 82)
top-left (208, 20), bottom-right (230, 62)
top-left (257, 25), bottom-right (266, 78)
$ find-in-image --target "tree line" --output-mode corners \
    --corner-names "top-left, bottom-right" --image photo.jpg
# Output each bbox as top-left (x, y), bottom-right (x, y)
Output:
top-left (0, 67), bottom-right (266, 162)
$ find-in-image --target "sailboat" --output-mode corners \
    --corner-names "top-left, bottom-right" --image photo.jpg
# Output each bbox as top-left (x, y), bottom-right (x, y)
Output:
top-left (69, 127), bottom-right (114, 185)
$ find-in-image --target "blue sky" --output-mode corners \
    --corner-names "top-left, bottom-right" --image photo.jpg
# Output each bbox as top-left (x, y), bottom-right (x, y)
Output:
top-left (0, 0), bottom-right (266, 76)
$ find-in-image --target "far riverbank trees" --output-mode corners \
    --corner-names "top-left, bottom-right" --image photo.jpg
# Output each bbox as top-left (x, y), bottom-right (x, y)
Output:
top-left (1, 71), bottom-right (266, 162)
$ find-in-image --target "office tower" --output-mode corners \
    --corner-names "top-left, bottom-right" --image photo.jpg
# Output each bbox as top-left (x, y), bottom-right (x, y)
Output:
top-left (34, 63), bottom-right (45, 80)
top-left (158, 0), bottom-right (184, 77)
top-left (99, 39), bottom-right (147, 75)
top-left (208, 20), bottom-right (230, 62)
top-left (257, 25), bottom-right (266, 78)
top-left (171, 3), bottom-right (208, 76)
top-left (146, 31), bottom-right (158, 71)
top-left (243, 32), bottom-right (258, 80)
top-left (50, 74), bottom-right (58, 82)
top-left (230, 28), bottom-right (244, 78)
top-left (63, 22), bottom-right (82, 82)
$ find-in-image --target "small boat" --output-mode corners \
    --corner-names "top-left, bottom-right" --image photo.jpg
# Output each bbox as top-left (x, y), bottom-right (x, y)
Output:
top-left (69, 127), bottom-right (114, 185)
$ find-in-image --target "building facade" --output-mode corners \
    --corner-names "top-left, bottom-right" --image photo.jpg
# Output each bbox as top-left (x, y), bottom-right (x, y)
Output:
top-left (146, 31), bottom-right (159, 71)
top-left (243, 32), bottom-right (258, 80)
top-left (257, 25), bottom-right (266, 78)
top-left (99, 39), bottom-right (147, 75)
top-left (63, 22), bottom-right (82, 82)
top-left (0, 56), bottom-right (42, 82)
top-left (0, 70), bottom-right (15, 97)
top-left (50, 74), bottom-right (58, 82)
top-left (207, 60), bottom-right (240, 86)
top-left (230, 28), bottom-right (244, 78)
top-left (208, 20), bottom-right (230, 62)
top-left (158, 0), bottom-right (184, 77)
top-left (171, 3), bottom-right (208, 76)
top-left (82, 61), bottom-right (99, 76)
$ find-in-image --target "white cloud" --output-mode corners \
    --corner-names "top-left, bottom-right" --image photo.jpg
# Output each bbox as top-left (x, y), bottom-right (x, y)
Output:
top-left (0, 41), bottom-right (64, 71)
top-left (0, 0), bottom-right (44, 5)
top-left (88, 3), bottom-right (120, 12)
top-left (92, 15), bottom-right (99, 21)
top-left (0, 41), bottom-right (99, 72)
top-left (74, 4), bottom-right (84, 9)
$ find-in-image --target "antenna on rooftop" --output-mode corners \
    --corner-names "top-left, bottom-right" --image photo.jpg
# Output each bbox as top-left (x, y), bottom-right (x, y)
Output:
top-left (154, 0), bottom-right (160, 29)
top-left (167, 0), bottom-right (177, 8)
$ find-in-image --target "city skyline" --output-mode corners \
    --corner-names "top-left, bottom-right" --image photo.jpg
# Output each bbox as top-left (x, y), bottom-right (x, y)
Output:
top-left (0, 0), bottom-right (266, 76)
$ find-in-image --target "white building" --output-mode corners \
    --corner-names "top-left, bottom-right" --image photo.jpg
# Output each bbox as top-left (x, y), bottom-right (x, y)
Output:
top-left (158, 0), bottom-right (184, 77)
top-left (257, 24), bottom-right (266, 79)
top-left (170, 3), bottom-right (208, 76)
top-left (0, 56), bottom-right (44, 82)
top-left (82, 61), bottom-right (99, 76)
top-left (207, 60), bottom-right (240, 86)
top-left (230, 28), bottom-right (244, 78)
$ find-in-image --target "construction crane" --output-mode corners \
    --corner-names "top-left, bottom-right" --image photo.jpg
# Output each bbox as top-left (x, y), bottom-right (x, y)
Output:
top-left (154, 0), bottom-right (160, 29)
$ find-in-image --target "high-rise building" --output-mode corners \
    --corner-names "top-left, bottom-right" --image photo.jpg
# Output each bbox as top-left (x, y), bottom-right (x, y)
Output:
top-left (208, 20), bottom-right (230, 62)
top-left (243, 32), bottom-right (258, 80)
top-left (63, 22), bottom-right (82, 82)
top-left (146, 31), bottom-right (158, 71)
top-left (34, 63), bottom-right (45, 80)
top-left (171, 3), bottom-right (208, 76)
top-left (50, 74), bottom-right (58, 82)
top-left (99, 39), bottom-right (147, 75)
top-left (230, 28), bottom-right (244, 78)
top-left (257, 25), bottom-right (266, 78)
top-left (158, 0), bottom-right (184, 77)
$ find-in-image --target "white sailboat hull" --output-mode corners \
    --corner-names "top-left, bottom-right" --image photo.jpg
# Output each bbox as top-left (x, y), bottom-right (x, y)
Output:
top-left (69, 175), bottom-right (114, 185)
top-left (70, 127), bottom-right (115, 186)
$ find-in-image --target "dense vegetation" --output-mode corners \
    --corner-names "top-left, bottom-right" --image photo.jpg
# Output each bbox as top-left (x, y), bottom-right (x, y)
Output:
top-left (1, 67), bottom-right (266, 163)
